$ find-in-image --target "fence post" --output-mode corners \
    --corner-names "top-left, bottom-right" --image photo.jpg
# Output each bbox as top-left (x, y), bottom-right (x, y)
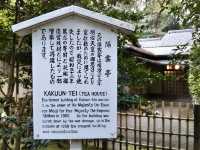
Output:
top-left (194, 105), bottom-right (200, 150)
top-left (102, 140), bottom-right (108, 150)
top-left (70, 140), bottom-right (82, 150)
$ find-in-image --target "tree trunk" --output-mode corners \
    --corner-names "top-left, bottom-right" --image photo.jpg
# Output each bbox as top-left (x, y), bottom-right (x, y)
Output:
top-left (1, 139), bottom-right (8, 150)
top-left (2, 0), bottom-right (19, 149)
top-left (14, 136), bottom-right (21, 150)
top-left (154, 0), bottom-right (171, 33)
top-left (154, 11), bottom-right (162, 33)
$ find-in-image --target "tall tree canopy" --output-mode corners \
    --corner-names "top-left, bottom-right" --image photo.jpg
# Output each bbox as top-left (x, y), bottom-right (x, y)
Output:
top-left (176, 0), bottom-right (200, 103)
top-left (0, 1), bottom-right (164, 150)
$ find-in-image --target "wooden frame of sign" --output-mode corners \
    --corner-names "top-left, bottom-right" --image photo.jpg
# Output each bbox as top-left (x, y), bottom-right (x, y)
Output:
top-left (12, 5), bottom-right (134, 149)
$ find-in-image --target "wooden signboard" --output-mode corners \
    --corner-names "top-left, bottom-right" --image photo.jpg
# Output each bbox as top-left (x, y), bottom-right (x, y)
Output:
top-left (12, 5), bottom-right (134, 140)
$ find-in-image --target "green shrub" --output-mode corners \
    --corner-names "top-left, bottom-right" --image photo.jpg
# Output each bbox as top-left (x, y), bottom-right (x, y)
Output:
top-left (189, 45), bottom-right (200, 103)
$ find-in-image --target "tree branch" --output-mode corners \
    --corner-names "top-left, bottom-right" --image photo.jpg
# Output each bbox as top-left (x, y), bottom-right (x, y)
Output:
top-left (16, 37), bottom-right (24, 49)
top-left (0, 86), bottom-right (6, 97)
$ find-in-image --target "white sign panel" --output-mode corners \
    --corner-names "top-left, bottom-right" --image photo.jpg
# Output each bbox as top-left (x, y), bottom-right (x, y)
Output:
top-left (32, 16), bottom-right (117, 139)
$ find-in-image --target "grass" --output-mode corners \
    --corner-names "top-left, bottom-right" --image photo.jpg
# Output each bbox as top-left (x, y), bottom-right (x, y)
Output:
top-left (39, 142), bottom-right (68, 150)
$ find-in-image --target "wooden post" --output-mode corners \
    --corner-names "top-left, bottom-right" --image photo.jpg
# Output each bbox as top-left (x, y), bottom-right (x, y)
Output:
top-left (102, 140), bottom-right (108, 150)
top-left (70, 140), bottom-right (82, 150)
top-left (194, 105), bottom-right (200, 150)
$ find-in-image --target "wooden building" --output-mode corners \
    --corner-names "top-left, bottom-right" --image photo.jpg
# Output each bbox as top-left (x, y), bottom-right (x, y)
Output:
top-left (126, 29), bottom-right (193, 101)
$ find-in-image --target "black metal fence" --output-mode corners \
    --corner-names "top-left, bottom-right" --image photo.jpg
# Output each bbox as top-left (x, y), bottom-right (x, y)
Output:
top-left (83, 101), bottom-right (194, 150)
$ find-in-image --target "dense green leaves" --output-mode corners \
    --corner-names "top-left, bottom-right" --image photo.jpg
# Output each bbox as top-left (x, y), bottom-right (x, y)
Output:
top-left (0, 1), bottom-right (132, 149)
top-left (0, 0), bottom-right (169, 149)
top-left (189, 43), bottom-right (200, 103)
top-left (174, 0), bottom-right (200, 103)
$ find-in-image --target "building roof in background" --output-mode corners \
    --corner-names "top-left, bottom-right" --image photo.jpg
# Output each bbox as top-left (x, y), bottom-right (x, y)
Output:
top-left (126, 44), bottom-right (155, 56)
top-left (137, 57), bottom-right (188, 65)
top-left (139, 37), bottom-right (161, 48)
top-left (143, 46), bottom-right (191, 56)
top-left (137, 29), bottom-right (193, 56)
top-left (161, 29), bottom-right (193, 47)
top-left (12, 5), bottom-right (134, 36)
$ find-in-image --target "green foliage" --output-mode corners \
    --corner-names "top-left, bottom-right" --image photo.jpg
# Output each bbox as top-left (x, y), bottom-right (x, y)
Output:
top-left (118, 48), bottom-right (163, 87)
top-left (178, 0), bottom-right (200, 28)
top-left (118, 94), bottom-right (146, 110)
top-left (139, 0), bottom-right (182, 35)
top-left (173, 0), bottom-right (200, 103)
top-left (118, 46), bottom-right (163, 110)
top-left (22, 138), bottom-right (50, 150)
top-left (189, 44), bottom-right (200, 103)
top-left (0, 1), bottom-right (165, 149)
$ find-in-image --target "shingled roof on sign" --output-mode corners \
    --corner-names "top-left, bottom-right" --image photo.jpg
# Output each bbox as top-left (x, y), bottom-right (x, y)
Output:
top-left (12, 5), bottom-right (134, 36)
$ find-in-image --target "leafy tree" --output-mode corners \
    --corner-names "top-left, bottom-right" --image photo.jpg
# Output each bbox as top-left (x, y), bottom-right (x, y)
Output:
top-left (172, 0), bottom-right (200, 103)
top-left (0, 0), bottom-right (163, 149)
top-left (133, 0), bottom-right (182, 37)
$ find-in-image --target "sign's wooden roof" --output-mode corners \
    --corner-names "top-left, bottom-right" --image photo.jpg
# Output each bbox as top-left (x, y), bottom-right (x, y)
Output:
top-left (12, 5), bottom-right (134, 36)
